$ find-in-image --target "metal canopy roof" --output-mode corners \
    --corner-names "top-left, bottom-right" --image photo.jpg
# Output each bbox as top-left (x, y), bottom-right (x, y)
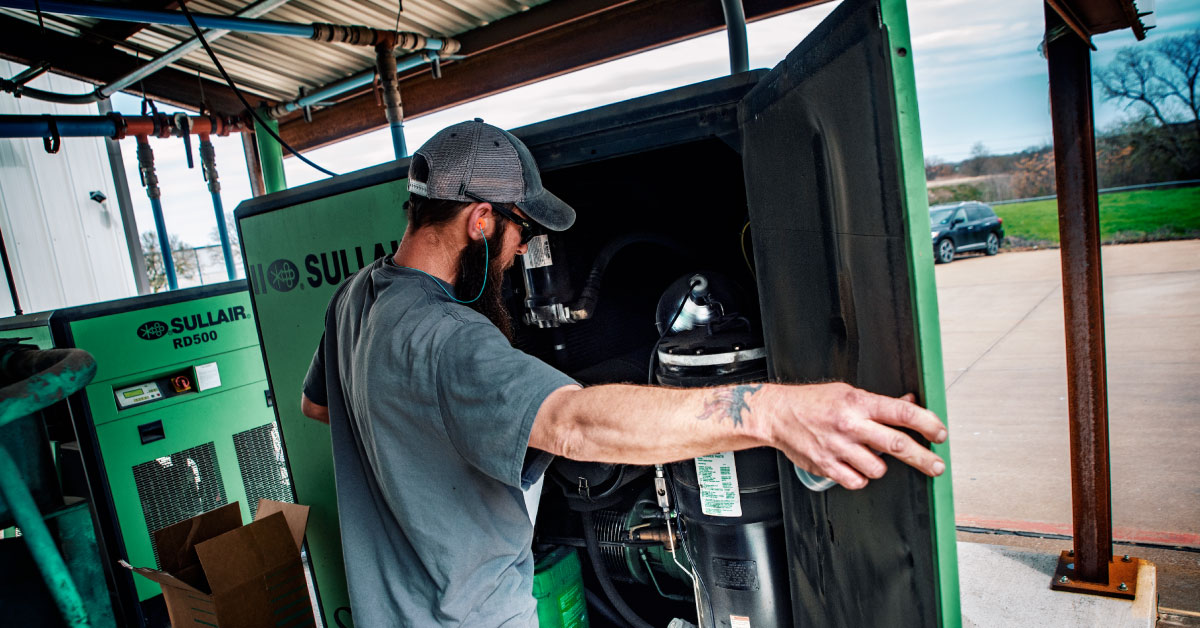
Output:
top-left (0, 0), bottom-right (1154, 153)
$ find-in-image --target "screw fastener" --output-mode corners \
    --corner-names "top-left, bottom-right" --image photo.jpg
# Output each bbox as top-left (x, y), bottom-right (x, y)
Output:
top-left (1122, 555), bottom-right (1131, 562)
top-left (1118, 583), bottom-right (1128, 592)
top-left (1067, 563), bottom-right (1074, 570)
top-left (1068, 550), bottom-right (1075, 557)
top-left (1058, 576), bottom-right (1069, 584)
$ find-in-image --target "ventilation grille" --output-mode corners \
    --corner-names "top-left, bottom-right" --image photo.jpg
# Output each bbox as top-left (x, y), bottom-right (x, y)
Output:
top-left (233, 423), bottom-right (293, 519)
top-left (133, 442), bottom-right (227, 566)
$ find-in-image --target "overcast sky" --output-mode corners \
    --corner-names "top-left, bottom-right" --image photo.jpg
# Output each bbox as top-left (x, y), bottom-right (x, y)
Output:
top-left (109, 0), bottom-right (1200, 249)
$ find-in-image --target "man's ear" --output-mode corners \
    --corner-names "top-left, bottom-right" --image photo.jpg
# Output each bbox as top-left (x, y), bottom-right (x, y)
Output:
top-left (466, 202), bottom-right (493, 240)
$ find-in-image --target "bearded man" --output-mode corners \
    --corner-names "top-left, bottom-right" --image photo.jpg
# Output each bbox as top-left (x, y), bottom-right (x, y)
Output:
top-left (300, 119), bottom-right (948, 626)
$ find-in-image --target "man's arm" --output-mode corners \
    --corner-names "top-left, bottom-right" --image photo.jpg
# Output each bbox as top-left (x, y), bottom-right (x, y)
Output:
top-left (530, 382), bottom-right (946, 490)
top-left (301, 393), bottom-right (330, 424)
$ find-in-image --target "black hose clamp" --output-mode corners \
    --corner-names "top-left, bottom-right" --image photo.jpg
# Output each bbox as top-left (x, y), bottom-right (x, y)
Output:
top-left (42, 114), bottom-right (60, 154)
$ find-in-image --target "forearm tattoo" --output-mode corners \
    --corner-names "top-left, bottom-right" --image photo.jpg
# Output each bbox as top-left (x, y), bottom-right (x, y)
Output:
top-left (697, 384), bottom-right (763, 428)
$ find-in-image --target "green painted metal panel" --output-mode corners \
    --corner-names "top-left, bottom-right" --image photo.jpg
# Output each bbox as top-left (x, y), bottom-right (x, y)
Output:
top-left (94, 373), bottom-right (274, 600)
top-left (236, 174), bottom-right (409, 626)
top-left (54, 288), bottom-right (284, 603)
top-left (880, 1), bottom-right (961, 626)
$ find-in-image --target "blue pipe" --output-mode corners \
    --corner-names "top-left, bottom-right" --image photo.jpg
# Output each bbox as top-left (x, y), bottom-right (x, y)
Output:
top-left (1, 0), bottom-right (315, 37)
top-left (0, 115), bottom-right (117, 138)
top-left (283, 53), bottom-right (434, 114)
top-left (149, 196), bottom-right (177, 290)
top-left (136, 137), bottom-right (177, 290)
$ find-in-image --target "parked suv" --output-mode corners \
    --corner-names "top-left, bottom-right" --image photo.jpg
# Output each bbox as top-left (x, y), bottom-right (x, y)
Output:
top-left (930, 201), bottom-right (1005, 264)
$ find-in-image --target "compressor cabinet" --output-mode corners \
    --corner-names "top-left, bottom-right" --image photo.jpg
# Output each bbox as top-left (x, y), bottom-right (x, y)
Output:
top-left (49, 281), bottom-right (293, 626)
top-left (235, 0), bottom-right (957, 625)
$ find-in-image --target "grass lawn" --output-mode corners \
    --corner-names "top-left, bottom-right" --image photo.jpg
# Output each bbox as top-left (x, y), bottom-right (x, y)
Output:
top-left (993, 185), bottom-right (1200, 247)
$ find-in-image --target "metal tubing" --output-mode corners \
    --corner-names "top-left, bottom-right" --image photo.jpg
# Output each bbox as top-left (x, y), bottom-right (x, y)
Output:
top-left (720, 0), bottom-right (750, 74)
top-left (1, 0), bottom-right (293, 104)
top-left (375, 45), bottom-right (407, 158)
top-left (97, 100), bottom-right (151, 295)
top-left (102, 0), bottom-right (294, 98)
top-left (0, 115), bottom-right (116, 138)
top-left (0, 114), bottom-right (243, 139)
top-left (136, 136), bottom-right (177, 290)
top-left (0, 346), bottom-right (97, 628)
top-left (199, 135), bottom-right (236, 280)
top-left (1045, 6), bottom-right (1113, 584)
top-left (0, 224), bottom-right (21, 315)
top-left (266, 52), bottom-right (435, 119)
top-left (0, 448), bottom-right (91, 627)
top-left (1, 0), bottom-right (314, 37)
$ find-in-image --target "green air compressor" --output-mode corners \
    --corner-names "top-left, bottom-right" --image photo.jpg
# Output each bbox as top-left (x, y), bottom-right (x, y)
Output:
top-left (47, 281), bottom-right (294, 627)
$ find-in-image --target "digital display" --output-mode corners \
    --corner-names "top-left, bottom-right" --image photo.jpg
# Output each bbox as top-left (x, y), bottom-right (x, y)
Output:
top-left (123, 389), bottom-right (143, 399)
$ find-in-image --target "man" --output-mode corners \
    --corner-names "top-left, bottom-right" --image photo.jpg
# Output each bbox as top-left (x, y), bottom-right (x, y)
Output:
top-left (301, 119), bottom-right (947, 626)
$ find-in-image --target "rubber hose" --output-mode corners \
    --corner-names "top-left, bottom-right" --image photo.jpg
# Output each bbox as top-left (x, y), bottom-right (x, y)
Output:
top-left (585, 588), bottom-right (630, 628)
top-left (581, 510), bottom-right (655, 628)
top-left (0, 346), bottom-right (97, 427)
top-left (571, 233), bottom-right (689, 319)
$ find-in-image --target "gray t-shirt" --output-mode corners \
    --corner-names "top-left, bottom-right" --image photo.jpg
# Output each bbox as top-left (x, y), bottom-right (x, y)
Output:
top-left (303, 256), bottom-right (577, 626)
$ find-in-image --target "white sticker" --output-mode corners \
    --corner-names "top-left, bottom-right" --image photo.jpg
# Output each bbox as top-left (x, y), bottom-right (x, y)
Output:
top-left (695, 451), bottom-right (742, 517)
top-left (522, 234), bottom-right (553, 269)
top-left (195, 362), bottom-right (221, 392)
top-left (730, 616), bottom-right (751, 628)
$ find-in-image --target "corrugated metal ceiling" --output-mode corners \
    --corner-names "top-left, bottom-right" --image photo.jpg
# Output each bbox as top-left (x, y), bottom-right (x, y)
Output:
top-left (0, 0), bottom-right (550, 102)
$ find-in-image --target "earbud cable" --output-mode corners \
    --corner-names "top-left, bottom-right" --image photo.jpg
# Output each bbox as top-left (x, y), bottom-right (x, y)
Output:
top-left (400, 226), bottom-right (488, 304)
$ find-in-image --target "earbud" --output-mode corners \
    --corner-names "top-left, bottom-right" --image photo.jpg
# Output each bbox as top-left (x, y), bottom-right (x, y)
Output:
top-left (476, 218), bottom-right (486, 232)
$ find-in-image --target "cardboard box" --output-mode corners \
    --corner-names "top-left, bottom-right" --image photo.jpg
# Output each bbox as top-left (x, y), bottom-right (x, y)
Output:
top-left (120, 500), bottom-right (314, 628)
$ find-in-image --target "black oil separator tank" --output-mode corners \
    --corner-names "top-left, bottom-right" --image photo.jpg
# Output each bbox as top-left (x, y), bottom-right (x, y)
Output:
top-left (656, 325), bottom-right (791, 628)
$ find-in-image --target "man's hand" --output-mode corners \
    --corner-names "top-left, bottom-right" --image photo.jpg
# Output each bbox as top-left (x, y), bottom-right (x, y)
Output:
top-left (759, 383), bottom-right (946, 490)
top-left (301, 393), bottom-right (330, 424)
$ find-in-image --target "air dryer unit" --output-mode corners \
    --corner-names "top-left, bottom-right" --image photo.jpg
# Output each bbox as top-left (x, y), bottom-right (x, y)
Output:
top-left (47, 281), bottom-right (294, 626)
top-left (236, 0), bottom-right (958, 625)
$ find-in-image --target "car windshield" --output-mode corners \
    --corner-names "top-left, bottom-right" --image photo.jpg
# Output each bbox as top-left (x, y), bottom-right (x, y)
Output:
top-left (930, 208), bottom-right (957, 226)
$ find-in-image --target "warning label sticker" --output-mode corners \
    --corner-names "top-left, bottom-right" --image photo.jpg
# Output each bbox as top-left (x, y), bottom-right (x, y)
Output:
top-left (695, 451), bottom-right (742, 517)
top-left (522, 234), bottom-right (553, 269)
top-left (730, 616), bottom-right (752, 628)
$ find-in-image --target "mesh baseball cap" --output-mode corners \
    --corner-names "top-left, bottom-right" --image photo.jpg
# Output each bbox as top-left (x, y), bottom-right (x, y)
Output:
top-left (407, 119), bottom-right (576, 231)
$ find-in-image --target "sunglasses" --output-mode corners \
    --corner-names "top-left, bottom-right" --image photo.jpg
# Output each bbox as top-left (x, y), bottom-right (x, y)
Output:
top-left (489, 203), bottom-right (541, 245)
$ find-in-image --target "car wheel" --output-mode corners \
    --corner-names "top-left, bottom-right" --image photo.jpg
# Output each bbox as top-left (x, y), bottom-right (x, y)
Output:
top-left (936, 238), bottom-right (955, 264)
top-left (985, 233), bottom-right (1000, 256)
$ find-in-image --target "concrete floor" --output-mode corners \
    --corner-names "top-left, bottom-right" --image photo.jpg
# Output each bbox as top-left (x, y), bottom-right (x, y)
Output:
top-left (936, 240), bottom-right (1200, 612)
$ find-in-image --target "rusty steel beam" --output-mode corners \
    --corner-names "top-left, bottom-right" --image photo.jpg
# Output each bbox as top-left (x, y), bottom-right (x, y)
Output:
top-left (279, 0), bottom-right (826, 152)
top-left (1044, 5), bottom-right (1113, 586)
top-left (0, 14), bottom-right (251, 114)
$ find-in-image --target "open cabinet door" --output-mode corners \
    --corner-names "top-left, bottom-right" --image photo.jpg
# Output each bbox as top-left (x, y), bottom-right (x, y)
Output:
top-left (739, 0), bottom-right (959, 626)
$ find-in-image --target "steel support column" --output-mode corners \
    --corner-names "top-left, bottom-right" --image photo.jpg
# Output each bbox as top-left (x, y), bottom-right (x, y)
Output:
top-left (97, 100), bottom-right (151, 295)
top-left (254, 116), bottom-right (287, 193)
top-left (1044, 5), bottom-right (1116, 589)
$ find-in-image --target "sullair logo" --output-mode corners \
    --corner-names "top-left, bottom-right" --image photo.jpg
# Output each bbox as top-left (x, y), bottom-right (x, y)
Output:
top-left (248, 240), bottom-right (399, 296)
top-left (133, 307), bottom-right (249, 348)
top-left (137, 320), bottom-right (169, 340)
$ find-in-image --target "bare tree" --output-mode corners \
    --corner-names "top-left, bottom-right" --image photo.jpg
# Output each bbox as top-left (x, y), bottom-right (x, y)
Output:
top-left (141, 232), bottom-right (198, 292)
top-left (1097, 30), bottom-right (1199, 128)
top-left (1096, 30), bottom-right (1200, 173)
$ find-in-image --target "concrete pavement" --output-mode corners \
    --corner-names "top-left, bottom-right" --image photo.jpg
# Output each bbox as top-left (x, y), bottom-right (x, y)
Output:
top-left (936, 240), bottom-right (1200, 543)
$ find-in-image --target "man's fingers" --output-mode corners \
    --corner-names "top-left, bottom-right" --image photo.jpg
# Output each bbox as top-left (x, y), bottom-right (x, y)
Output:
top-left (821, 461), bottom-right (869, 490)
top-left (841, 445), bottom-right (887, 480)
top-left (859, 422), bottom-right (945, 477)
top-left (867, 393), bottom-right (947, 444)
top-left (900, 393), bottom-right (916, 403)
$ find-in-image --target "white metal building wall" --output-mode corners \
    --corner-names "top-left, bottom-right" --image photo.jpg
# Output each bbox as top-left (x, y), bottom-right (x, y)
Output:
top-left (0, 61), bottom-right (137, 317)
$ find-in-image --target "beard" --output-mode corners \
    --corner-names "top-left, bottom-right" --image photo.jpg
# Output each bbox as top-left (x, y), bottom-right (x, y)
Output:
top-left (456, 230), bottom-right (514, 341)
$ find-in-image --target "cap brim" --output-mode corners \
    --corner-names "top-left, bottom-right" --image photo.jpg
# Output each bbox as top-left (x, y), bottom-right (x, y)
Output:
top-left (515, 188), bottom-right (576, 232)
